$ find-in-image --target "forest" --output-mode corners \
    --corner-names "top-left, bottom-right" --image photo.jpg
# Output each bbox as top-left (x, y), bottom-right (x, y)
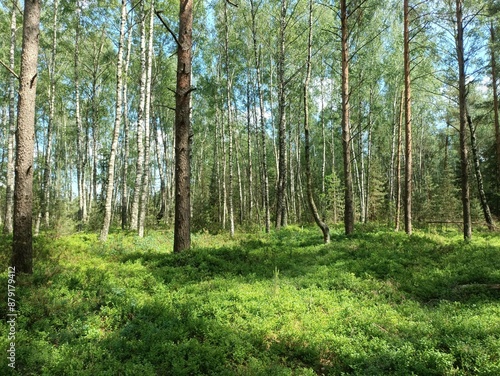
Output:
top-left (0, 0), bottom-right (499, 374)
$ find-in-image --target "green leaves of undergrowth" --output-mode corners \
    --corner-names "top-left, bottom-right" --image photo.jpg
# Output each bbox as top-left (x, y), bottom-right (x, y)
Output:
top-left (0, 226), bottom-right (499, 375)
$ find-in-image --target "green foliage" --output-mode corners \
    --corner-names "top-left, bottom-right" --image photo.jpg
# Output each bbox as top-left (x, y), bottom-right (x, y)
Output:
top-left (1, 228), bottom-right (499, 375)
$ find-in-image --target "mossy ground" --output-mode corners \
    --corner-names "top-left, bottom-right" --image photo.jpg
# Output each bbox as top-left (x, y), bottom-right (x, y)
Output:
top-left (1, 225), bottom-right (499, 375)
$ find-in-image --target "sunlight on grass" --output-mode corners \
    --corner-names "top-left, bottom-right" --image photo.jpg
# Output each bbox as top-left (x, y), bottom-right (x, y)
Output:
top-left (1, 227), bottom-right (499, 375)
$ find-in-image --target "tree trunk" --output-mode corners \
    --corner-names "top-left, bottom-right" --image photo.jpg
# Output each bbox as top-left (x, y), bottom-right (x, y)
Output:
top-left (139, 1), bottom-right (155, 238)
top-left (223, 1), bottom-right (235, 237)
top-left (3, 0), bottom-right (17, 234)
top-left (455, 0), bottom-right (472, 240)
top-left (341, 0), bottom-right (354, 235)
top-left (12, 0), bottom-right (41, 274)
top-left (75, 4), bottom-right (86, 230)
top-left (395, 90), bottom-right (403, 231)
top-left (304, 0), bottom-right (330, 243)
top-left (466, 109), bottom-right (495, 230)
top-left (275, 0), bottom-right (287, 229)
top-left (121, 23), bottom-right (132, 230)
top-left (250, 0), bottom-right (270, 233)
top-left (100, 0), bottom-right (127, 241)
top-left (130, 1), bottom-right (147, 231)
top-left (173, 0), bottom-right (193, 252)
top-left (40, 0), bottom-right (59, 230)
top-left (490, 23), bottom-right (500, 186)
top-left (404, 0), bottom-right (413, 235)
top-left (246, 77), bottom-right (254, 221)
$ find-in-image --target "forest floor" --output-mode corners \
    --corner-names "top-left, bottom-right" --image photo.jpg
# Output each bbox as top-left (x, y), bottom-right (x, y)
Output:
top-left (1, 225), bottom-right (499, 375)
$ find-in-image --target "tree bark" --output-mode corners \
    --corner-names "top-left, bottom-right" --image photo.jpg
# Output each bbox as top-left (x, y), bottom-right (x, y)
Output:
top-left (341, 0), bottom-right (354, 235)
top-left (100, 0), bottom-right (127, 241)
top-left (490, 23), bottom-right (500, 186)
top-left (275, 0), bottom-right (288, 229)
top-left (250, 0), bottom-right (270, 233)
top-left (12, 0), bottom-right (41, 274)
top-left (466, 109), bottom-right (495, 230)
top-left (173, 0), bottom-right (193, 252)
top-left (121, 24), bottom-right (132, 230)
top-left (395, 90), bottom-right (403, 231)
top-left (455, 0), bottom-right (472, 240)
top-left (139, 1), bottom-right (155, 238)
top-left (130, 1), bottom-right (147, 231)
top-left (3, 0), bottom-right (17, 234)
top-left (304, 0), bottom-right (330, 243)
top-left (404, 0), bottom-right (413, 235)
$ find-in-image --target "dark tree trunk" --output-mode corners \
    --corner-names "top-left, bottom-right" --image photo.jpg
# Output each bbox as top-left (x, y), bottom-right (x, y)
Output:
top-left (304, 0), bottom-right (330, 243)
top-left (404, 0), bottom-right (413, 235)
top-left (490, 24), bottom-right (500, 186)
top-left (456, 0), bottom-right (472, 240)
top-left (173, 0), bottom-right (193, 252)
top-left (12, 0), bottom-right (41, 274)
top-left (341, 0), bottom-right (354, 235)
top-left (466, 109), bottom-right (495, 230)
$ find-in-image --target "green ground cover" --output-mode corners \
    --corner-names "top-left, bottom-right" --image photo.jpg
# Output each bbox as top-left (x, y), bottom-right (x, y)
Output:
top-left (1, 226), bottom-right (499, 375)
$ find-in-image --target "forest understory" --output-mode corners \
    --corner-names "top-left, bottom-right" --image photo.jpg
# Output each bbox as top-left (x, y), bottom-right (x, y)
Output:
top-left (1, 225), bottom-right (499, 375)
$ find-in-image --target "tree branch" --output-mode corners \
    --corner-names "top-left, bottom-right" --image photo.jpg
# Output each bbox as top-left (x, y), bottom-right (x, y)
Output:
top-left (155, 11), bottom-right (181, 48)
top-left (0, 59), bottom-right (19, 80)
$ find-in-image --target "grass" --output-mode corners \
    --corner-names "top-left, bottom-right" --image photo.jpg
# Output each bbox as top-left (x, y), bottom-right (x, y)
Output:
top-left (1, 225), bottom-right (499, 375)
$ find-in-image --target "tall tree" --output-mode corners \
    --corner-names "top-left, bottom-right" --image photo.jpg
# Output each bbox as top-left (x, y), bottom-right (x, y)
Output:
top-left (130, 1), bottom-right (147, 231)
top-left (100, 0), bottom-right (127, 241)
top-left (250, 0), bottom-right (271, 233)
top-left (341, 0), bottom-right (354, 235)
top-left (404, 0), bottom-right (413, 235)
top-left (173, 0), bottom-right (194, 252)
top-left (303, 0), bottom-right (330, 243)
top-left (12, 0), bottom-right (41, 274)
top-left (3, 0), bottom-right (17, 234)
top-left (275, 0), bottom-right (288, 229)
top-left (455, 0), bottom-right (472, 240)
top-left (138, 1), bottom-right (155, 238)
top-left (490, 23), bottom-right (500, 184)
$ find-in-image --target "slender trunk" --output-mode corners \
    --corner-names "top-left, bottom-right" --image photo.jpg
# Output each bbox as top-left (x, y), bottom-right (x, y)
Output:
top-left (100, 0), bottom-right (127, 241)
top-left (224, 1), bottom-right (235, 237)
top-left (3, 0), bottom-right (16, 234)
top-left (246, 77), bottom-right (254, 221)
top-left (395, 91), bottom-right (403, 231)
top-left (456, 0), bottom-right (472, 240)
top-left (131, 2), bottom-right (147, 230)
top-left (40, 0), bottom-right (58, 229)
top-left (341, 0), bottom-right (354, 235)
top-left (139, 2), bottom-right (155, 238)
top-left (250, 0), bottom-right (270, 233)
top-left (490, 24), bottom-right (500, 185)
top-left (304, 0), bottom-right (329, 243)
top-left (13, 0), bottom-right (41, 274)
top-left (156, 120), bottom-right (167, 223)
top-left (173, 0), bottom-right (193, 252)
top-left (121, 23), bottom-right (132, 230)
top-left (275, 0), bottom-right (287, 229)
top-left (404, 0), bottom-right (413, 235)
top-left (75, 5), bottom-right (86, 230)
top-left (466, 109), bottom-right (495, 230)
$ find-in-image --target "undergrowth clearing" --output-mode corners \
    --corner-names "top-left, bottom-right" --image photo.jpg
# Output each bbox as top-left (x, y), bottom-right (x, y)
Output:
top-left (1, 226), bottom-right (499, 375)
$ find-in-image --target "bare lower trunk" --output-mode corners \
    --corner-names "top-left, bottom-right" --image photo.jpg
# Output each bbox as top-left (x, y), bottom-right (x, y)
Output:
top-left (341, 0), bottom-right (354, 235)
top-left (456, 0), bottom-right (472, 240)
top-left (173, 0), bottom-right (193, 252)
top-left (3, 1), bottom-right (17, 234)
top-left (13, 0), bottom-right (41, 274)
top-left (100, 0), bottom-right (127, 241)
top-left (466, 109), bottom-right (495, 230)
top-left (304, 0), bottom-right (329, 243)
top-left (121, 25), bottom-right (132, 230)
top-left (139, 2), bottom-right (155, 238)
top-left (404, 0), bottom-right (413, 235)
top-left (130, 2), bottom-right (147, 231)
top-left (490, 24), bottom-right (500, 185)
top-left (275, 0), bottom-right (287, 230)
